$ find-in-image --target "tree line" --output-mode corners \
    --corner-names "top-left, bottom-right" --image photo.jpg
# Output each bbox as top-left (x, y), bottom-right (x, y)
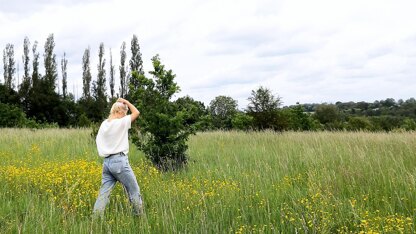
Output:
top-left (1, 34), bottom-right (416, 132)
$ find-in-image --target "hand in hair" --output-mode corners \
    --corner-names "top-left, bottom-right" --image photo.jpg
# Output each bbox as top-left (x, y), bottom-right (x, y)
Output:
top-left (116, 98), bottom-right (140, 122)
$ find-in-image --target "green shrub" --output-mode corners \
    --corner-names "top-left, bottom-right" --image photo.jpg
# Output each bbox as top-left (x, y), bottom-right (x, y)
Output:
top-left (0, 102), bottom-right (28, 127)
top-left (129, 55), bottom-right (195, 170)
top-left (231, 112), bottom-right (254, 130)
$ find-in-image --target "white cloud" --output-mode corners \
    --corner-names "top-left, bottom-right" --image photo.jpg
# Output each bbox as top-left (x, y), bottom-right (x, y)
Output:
top-left (1, 0), bottom-right (416, 109)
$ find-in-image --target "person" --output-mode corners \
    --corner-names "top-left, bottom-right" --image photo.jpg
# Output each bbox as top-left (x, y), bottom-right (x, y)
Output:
top-left (93, 98), bottom-right (143, 216)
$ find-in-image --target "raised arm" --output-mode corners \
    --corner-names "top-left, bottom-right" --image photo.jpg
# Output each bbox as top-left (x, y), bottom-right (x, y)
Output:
top-left (117, 98), bottom-right (140, 122)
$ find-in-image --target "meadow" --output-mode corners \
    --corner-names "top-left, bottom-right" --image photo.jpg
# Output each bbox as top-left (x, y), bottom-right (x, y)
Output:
top-left (0, 129), bottom-right (415, 233)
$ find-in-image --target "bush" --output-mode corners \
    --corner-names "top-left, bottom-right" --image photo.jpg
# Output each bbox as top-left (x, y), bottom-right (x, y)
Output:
top-left (347, 116), bottom-right (373, 131)
top-left (231, 112), bottom-right (254, 130)
top-left (401, 118), bottom-right (416, 131)
top-left (129, 55), bottom-right (195, 171)
top-left (0, 102), bottom-right (28, 127)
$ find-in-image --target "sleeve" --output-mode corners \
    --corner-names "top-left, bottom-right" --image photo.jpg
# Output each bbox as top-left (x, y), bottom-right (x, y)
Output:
top-left (123, 115), bottom-right (132, 129)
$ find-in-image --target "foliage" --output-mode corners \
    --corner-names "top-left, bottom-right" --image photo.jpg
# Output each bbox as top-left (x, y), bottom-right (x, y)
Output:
top-left (78, 113), bottom-right (92, 128)
top-left (313, 104), bottom-right (345, 130)
top-left (0, 83), bottom-right (19, 105)
top-left (0, 102), bottom-right (28, 127)
top-left (2, 43), bottom-right (16, 89)
top-left (31, 40), bottom-right (41, 88)
top-left (19, 37), bottom-right (31, 112)
top-left (43, 34), bottom-right (58, 91)
top-left (108, 49), bottom-right (115, 99)
top-left (284, 105), bottom-right (315, 131)
top-left (231, 112), bottom-right (254, 130)
top-left (369, 116), bottom-right (402, 131)
top-left (129, 55), bottom-right (194, 170)
top-left (82, 47), bottom-right (92, 98)
top-left (61, 52), bottom-right (68, 98)
top-left (2, 35), bottom-right (416, 133)
top-left (314, 104), bottom-right (341, 125)
top-left (119, 41), bottom-right (128, 97)
top-left (128, 34), bottom-right (144, 98)
top-left (91, 42), bottom-right (108, 121)
top-left (246, 86), bottom-right (283, 130)
top-left (209, 95), bottom-right (238, 130)
top-left (175, 95), bottom-right (208, 131)
top-left (401, 118), bottom-right (416, 131)
top-left (22, 36), bottom-right (69, 126)
top-left (347, 116), bottom-right (373, 131)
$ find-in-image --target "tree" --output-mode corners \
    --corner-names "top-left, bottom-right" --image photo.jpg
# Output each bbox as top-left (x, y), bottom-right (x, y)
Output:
top-left (314, 104), bottom-right (343, 130)
top-left (209, 95), bottom-right (238, 129)
top-left (247, 86), bottom-right (282, 113)
top-left (231, 112), bottom-right (254, 130)
top-left (175, 95), bottom-right (208, 130)
top-left (91, 42), bottom-right (107, 122)
top-left (24, 40), bottom-right (40, 119)
top-left (0, 102), bottom-right (28, 127)
top-left (347, 116), bottom-right (373, 131)
top-left (19, 37), bottom-right (31, 112)
top-left (128, 34), bottom-right (144, 97)
top-left (401, 118), bottom-right (416, 131)
top-left (119, 41), bottom-right (128, 97)
top-left (43, 34), bottom-right (58, 92)
top-left (286, 105), bottom-right (314, 131)
top-left (3, 43), bottom-right (16, 90)
top-left (369, 116), bottom-right (400, 131)
top-left (78, 47), bottom-right (95, 123)
top-left (82, 47), bottom-right (92, 98)
top-left (246, 86), bottom-right (283, 130)
top-left (61, 52), bottom-right (68, 99)
top-left (31, 41), bottom-right (40, 87)
top-left (22, 37), bottom-right (31, 82)
top-left (314, 104), bottom-right (341, 125)
top-left (0, 83), bottom-right (19, 105)
top-left (109, 48), bottom-right (115, 100)
top-left (129, 34), bottom-right (143, 74)
top-left (129, 55), bottom-right (193, 170)
top-left (25, 34), bottom-right (64, 125)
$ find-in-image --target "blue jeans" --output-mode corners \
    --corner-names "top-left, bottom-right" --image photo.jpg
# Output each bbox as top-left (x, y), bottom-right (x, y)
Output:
top-left (93, 153), bottom-right (143, 216)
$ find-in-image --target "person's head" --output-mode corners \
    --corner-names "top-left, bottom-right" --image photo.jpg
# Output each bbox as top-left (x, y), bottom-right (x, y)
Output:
top-left (108, 101), bottom-right (128, 119)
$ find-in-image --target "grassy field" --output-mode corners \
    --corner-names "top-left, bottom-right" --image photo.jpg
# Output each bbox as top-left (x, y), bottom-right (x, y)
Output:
top-left (0, 129), bottom-right (415, 233)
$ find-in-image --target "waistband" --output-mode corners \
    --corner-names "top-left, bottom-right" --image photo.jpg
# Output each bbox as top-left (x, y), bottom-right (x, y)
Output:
top-left (106, 152), bottom-right (126, 158)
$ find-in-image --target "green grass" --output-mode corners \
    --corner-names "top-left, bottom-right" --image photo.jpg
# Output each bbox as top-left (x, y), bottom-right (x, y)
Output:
top-left (0, 129), bottom-right (415, 233)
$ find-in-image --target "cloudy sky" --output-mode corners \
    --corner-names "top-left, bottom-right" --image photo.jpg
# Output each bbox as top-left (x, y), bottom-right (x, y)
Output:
top-left (1, 0), bottom-right (416, 108)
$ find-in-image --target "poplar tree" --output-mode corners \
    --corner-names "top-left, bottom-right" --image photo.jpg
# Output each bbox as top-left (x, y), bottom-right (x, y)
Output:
top-left (3, 43), bottom-right (16, 90)
top-left (109, 48), bottom-right (115, 100)
top-left (31, 41), bottom-right (40, 86)
top-left (94, 43), bottom-right (107, 100)
top-left (129, 34), bottom-right (143, 96)
top-left (19, 37), bottom-right (31, 112)
top-left (22, 37), bottom-right (31, 82)
top-left (61, 52), bottom-right (68, 99)
top-left (43, 34), bottom-right (58, 92)
top-left (92, 42), bottom-right (107, 121)
top-left (119, 41), bottom-right (128, 97)
top-left (79, 47), bottom-right (93, 124)
top-left (2, 48), bottom-right (6, 85)
top-left (82, 47), bottom-right (92, 98)
top-left (26, 35), bottom-right (61, 124)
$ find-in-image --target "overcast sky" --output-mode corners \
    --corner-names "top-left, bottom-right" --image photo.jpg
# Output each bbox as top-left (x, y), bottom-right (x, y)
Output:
top-left (1, 0), bottom-right (416, 108)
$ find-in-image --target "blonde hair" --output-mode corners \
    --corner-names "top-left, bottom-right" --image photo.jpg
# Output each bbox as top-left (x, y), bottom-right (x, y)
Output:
top-left (108, 102), bottom-right (128, 119)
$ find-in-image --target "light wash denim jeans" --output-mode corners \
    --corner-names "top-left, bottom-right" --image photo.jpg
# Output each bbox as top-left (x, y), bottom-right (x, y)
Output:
top-left (93, 153), bottom-right (143, 216)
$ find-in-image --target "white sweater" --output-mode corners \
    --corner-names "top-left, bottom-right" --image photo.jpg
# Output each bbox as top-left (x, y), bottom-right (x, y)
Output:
top-left (96, 115), bottom-right (131, 157)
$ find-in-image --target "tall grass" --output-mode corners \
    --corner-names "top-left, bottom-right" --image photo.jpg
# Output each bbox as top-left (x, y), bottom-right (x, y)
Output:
top-left (0, 129), bottom-right (415, 233)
